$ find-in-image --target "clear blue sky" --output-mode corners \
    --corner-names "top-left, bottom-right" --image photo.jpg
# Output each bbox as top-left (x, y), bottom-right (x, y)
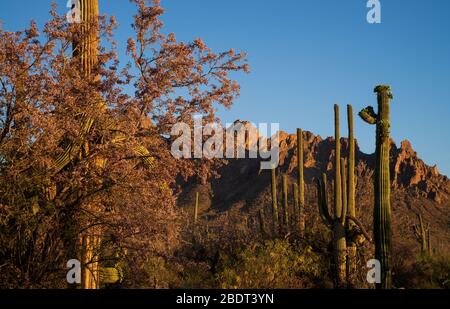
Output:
top-left (1, 0), bottom-right (449, 176)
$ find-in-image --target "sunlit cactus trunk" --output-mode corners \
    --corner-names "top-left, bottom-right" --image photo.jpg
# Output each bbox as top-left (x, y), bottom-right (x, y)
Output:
top-left (75, 0), bottom-right (101, 290)
top-left (296, 129), bottom-right (305, 233)
top-left (73, 0), bottom-right (100, 78)
top-left (346, 105), bottom-right (357, 283)
top-left (359, 85), bottom-right (393, 289)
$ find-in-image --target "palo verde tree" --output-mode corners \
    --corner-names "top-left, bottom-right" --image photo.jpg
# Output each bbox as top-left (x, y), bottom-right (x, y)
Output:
top-left (0, 0), bottom-right (247, 288)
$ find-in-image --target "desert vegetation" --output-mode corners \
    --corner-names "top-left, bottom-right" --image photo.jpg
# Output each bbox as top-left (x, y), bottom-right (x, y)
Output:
top-left (0, 0), bottom-right (449, 289)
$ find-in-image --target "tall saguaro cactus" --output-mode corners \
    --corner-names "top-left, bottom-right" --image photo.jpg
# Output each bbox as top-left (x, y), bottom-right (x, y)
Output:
top-left (317, 105), bottom-right (347, 286)
top-left (297, 129), bottom-right (305, 233)
top-left (76, 0), bottom-right (101, 290)
top-left (346, 104), bottom-right (357, 280)
top-left (359, 85), bottom-right (393, 289)
top-left (317, 104), bottom-right (371, 287)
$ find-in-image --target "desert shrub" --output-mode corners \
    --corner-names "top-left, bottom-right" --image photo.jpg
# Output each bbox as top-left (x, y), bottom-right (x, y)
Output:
top-left (216, 239), bottom-right (329, 289)
top-left (178, 260), bottom-right (217, 289)
top-left (393, 251), bottom-right (450, 289)
top-left (412, 255), bottom-right (450, 289)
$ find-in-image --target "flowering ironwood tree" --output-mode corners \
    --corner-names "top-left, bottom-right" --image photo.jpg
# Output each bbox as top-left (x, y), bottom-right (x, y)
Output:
top-left (0, 0), bottom-right (247, 288)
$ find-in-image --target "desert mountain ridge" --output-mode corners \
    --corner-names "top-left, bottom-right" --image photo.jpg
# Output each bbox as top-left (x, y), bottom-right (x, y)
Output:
top-left (177, 120), bottom-right (450, 255)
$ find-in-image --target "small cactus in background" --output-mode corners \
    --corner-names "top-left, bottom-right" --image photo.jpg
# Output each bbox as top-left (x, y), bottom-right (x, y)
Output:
top-left (359, 85), bottom-right (394, 289)
top-left (413, 213), bottom-right (432, 256)
top-left (297, 129), bottom-right (305, 233)
top-left (194, 192), bottom-right (199, 224)
top-left (282, 174), bottom-right (289, 235)
top-left (271, 168), bottom-right (279, 237)
top-left (292, 182), bottom-right (299, 232)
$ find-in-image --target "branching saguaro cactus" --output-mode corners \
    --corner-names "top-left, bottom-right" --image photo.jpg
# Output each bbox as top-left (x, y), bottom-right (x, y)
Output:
top-left (413, 213), bottom-right (432, 256)
top-left (297, 129), bottom-right (305, 233)
top-left (317, 104), bottom-right (347, 286)
top-left (317, 104), bottom-right (371, 287)
top-left (359, 85), bottom-right (393, 289)
top-left (271, 168), bottom-right (279, 237)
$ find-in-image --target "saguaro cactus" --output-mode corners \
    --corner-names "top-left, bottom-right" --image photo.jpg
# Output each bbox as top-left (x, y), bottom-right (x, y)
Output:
top-left (76, 0), bottom-right (101, 290)
top-left (271, 168), bottom-right (279, 237)
top-left (333, 104), bottom-right (347, 286)
top-left (194, 192), bottom-right (199, 224)
top-left (317, 105), bottom-right (347, 286)
top-left (317, 104), bottom-right (371, 287)
top-left (297, 129), bottom-right (305, 233)
top-left (292, 182), bottom-right (299, 231)
top-left (359, 85), bottom-right (393, 289)
top-left (413, 213), bottom-right (432, 256)
top-left (74, 0), bottom-right (100, 77)
top-left (282, 174), bottom-right (289, 234)
top-left (346, 104), bottom-right (357, 280)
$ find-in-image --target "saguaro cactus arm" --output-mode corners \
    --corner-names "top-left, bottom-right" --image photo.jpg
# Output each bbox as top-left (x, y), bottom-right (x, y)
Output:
top-left (346, 216), bottom-right (372, 242)
top-left (317, 174), bottom-right (333, 228)
top-left (359, 106), bottom-right (377, 125)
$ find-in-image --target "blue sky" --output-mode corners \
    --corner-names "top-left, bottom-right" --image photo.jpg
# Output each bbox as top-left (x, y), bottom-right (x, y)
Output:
top-left (1, 0), bottom-right (449, 175)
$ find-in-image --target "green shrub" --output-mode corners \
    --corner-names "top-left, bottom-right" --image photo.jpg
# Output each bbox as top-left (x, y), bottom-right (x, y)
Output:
top-left (216, 239), bottom-right (329, 289)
